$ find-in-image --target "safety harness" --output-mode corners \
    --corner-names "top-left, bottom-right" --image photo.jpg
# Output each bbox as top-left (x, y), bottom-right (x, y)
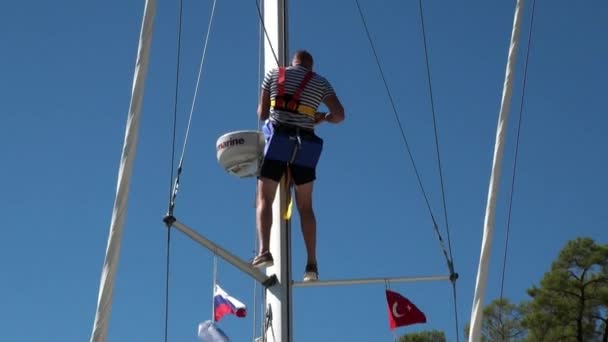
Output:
top-left (270, 67), bottom-right (317, 117)
top-left (262, 67), bottom-right (323, 169)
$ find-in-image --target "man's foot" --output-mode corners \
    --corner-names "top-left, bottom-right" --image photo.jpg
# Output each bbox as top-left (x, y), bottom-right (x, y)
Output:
top-left (252, 251), bottom-right (274, 268)
top-left (303, 264), bottom-right (318, 282)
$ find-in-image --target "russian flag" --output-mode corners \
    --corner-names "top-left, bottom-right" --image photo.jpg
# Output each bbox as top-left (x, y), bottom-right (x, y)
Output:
top-left (214, 284), bottom-right (247, 321)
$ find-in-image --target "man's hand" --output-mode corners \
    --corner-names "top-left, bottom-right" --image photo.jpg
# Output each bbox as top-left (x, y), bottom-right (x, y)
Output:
top-left (257, 89), bottom-right (271, 120)
top-left (314, 112), bottom-right (326, 125)
top-left (321, 94), bottom-right (344, 123)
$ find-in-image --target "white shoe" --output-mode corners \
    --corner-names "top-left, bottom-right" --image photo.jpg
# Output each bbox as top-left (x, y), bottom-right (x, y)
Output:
top-left (303, 264), bottom-right (318, 282)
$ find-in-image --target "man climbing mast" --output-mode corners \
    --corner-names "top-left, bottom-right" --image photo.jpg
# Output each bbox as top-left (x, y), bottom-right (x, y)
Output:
top-left (253, 50), bottom-right (345, 282)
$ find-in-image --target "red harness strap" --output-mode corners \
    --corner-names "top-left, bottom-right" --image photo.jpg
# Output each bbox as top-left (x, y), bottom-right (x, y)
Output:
top-left (277, 67), bottom-right (287, 98)
top-left (274, 67), bottom-right (314, 112)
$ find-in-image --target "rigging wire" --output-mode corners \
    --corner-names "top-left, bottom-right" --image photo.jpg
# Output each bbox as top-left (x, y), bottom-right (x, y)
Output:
top-left (353, 0), bottom-right (453, 272)
top-left (416, 1), bottom-right (459, 340)
top-left (164, 0), bottom-right (218, 340)
top-left (257, 6), bottom-right (265, 130)
top-left (416, 0), bottom-right (454, 267)
top-left (163, 226), bottom-right (172, 342)
top-left (167, 3), bottom-right (183, 213)
top-left (499, 0), bottom-right (537, 311)
top-left (254, 0), bottom-right (280, 67)
top-left (355, 1), bottom-right (463, 339)
top-left (252, 272), bottom-right (258, 342)
top-left (164, 0), bottom-right (185, 339)
top-left (250, 7), bottom-right (281, 337)
top-left (253, 4), bottom-right (264, 209)
top-left (168, 0), bottom-right (218, 212)
top-left (251, 14), bottom-right (265, 342)
top-left (162, 1), bottom-right (276, 338)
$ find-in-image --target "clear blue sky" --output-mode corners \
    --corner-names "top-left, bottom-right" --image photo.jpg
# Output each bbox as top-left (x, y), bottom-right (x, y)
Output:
top-left (1, 0), bottom-right (606, 341)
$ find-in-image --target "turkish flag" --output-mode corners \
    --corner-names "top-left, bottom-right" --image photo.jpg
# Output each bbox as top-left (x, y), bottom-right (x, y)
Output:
top-left (386, 289), bottom-right (427, 330)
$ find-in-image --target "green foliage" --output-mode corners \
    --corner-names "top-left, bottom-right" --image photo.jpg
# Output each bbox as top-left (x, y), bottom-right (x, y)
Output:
top-left (463, 299), bottom-right (526, 342)
top-left (464, 238), bottom-right (608, 342)
top-left (522, 237), bottom-right (608, 342)
top-left (484, 298), bottom-right (526, 341)
top-left (398, 330), bottom-right (446, 342)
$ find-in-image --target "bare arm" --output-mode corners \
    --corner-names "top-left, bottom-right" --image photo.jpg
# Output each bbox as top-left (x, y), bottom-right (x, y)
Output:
top-left (257, 89), bottom-right (271, 121)
top-left (321, 93), bottom-right (345, 123)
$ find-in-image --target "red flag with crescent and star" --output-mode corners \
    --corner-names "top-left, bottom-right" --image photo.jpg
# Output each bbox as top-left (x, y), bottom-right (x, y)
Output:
top-left (385, 289), bottom-right (427, 330)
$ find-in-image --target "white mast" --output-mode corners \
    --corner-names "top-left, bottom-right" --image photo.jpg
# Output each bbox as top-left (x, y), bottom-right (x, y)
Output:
top-left (262, 1), bottom-right (291, 341)
top-left (90, 1), bottom-right (156, 341)
top-left (468, 1), bottom-right (525, 341)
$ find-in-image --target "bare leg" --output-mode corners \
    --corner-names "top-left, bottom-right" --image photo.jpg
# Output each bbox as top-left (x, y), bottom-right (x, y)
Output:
top-left (256, 177), bottom-right (279, 256)
top-left (295, 181), bottom-right (317, 265)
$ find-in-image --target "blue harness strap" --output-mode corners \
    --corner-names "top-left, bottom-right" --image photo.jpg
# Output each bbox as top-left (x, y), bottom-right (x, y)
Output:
top-left (262, 120), bottom-right (323, 168)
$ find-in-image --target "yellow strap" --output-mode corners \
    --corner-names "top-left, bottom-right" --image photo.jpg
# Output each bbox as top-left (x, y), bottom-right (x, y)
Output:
top-left (271, 99), bottom-right (316, 117)
top-left (284, 197), bottom-right (293, 220)
top-left (283, 169), bottom-right (294, 220)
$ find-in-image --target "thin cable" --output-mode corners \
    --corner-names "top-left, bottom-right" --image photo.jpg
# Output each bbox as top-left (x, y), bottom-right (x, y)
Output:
top-left (252, 278), bottom-right (258, 341)
top-left (212, 255), bottom-right (218, 321)
top-left (354, 0), bottom-right (452, 269)
top-left (251, 234), bottom-right (260, 340)
top-left (416, 3), bottom-right (460, 341)
top-left (167, 0), bottom-right (219, 214)
top-left (167, 0), bottom-right (184, 214)
top-left (255, 0), bottom-right (280, 66)
top-left (251, 18), bottom-right (265, 341)
top-left (163, 228), bottom-right (172, 342)
top-left (257, 14), bottom-right (264, 130)
top-left (254, 11), bottom-right (265, 209)
top-left (417, 0), bottom-right (454, 262)
top-left (262, 290), bottom-right (268, 341)
top-left (177, 0), bottom-right (218, 167)
top-left (499, 0), bottom-right (536, 302)
top-left (451, 282), bottom-right (461, 342)
top-left (164, 0), bottom-right (184, 340)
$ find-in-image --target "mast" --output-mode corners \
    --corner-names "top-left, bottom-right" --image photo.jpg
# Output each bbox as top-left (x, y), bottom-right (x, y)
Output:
top-left (468, 1), bottom-right (525, 341)
top-left (262, 1), bottom-right (291, 341)
top-left (90, 1), bottom-right (156, 341)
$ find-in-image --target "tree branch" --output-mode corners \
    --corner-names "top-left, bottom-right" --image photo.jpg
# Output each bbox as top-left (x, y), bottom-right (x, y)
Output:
top-left (552, 288), bottom-right (582, 299)
top-left (569, 270), bottom-right (581, 281)
top-left (592, 314), bottom-right (608, 324)
top-left (583, 276), bottom-right (608, 290)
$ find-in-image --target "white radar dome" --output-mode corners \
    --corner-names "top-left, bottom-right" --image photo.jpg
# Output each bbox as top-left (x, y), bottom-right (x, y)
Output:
top-left (216, 130), bottom-right (265, 178)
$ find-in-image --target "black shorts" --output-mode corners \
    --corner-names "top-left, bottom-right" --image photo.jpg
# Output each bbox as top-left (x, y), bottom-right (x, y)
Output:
top-left (259, 159), bottom-right (316, 185)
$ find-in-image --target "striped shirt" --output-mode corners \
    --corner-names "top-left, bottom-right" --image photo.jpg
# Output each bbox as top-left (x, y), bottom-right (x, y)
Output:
top-left (262, 65), bottom-right (335, 130)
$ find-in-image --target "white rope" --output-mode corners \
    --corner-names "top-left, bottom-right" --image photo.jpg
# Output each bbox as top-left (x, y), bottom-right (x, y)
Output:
top-left (90, 1), bottom-right (157, 341)
top-left (468, 0), bottom-right (525, 341)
